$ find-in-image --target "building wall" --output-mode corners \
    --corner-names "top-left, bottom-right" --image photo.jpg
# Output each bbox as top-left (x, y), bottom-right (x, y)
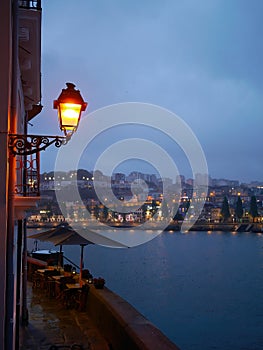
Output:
top-left (0, 1), bottom-right (12, 348)
top-left (0, 1), bottom-right (41, 348)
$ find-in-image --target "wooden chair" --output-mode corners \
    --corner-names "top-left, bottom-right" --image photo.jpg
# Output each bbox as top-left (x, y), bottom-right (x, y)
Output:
top-left (75, 284), bottom-right (89, 311)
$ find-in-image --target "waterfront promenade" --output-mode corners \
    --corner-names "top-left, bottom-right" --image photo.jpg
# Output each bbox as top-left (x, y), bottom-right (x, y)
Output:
top-left (20, 282), bottom-right (109, 350)
top-left (20, 277), bottom-right (180, 350)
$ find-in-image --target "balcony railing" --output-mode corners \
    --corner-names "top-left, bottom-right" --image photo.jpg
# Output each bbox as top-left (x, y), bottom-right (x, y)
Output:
top-left (19, 0), bottom-right (41, 10)
top-left (15, 154), bottom-right (40, 197)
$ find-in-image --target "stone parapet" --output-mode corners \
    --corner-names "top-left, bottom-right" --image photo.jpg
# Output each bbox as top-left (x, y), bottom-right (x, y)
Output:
top-left (86, 285), bottom-right (180, 350)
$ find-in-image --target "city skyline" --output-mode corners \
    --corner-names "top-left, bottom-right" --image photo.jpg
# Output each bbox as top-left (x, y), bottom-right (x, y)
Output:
top-left (31, 1), bottom-right (263, 183)
top-left (41, 168), bottom-right (263, 187)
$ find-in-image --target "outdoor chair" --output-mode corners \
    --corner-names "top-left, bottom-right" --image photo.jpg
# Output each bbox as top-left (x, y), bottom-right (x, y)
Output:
top-left (74, 284), bottom-right (89, 311)
top-left (32, 272), bottom-right (42, 289)
top-left (56, 276), bottom-right (76, 306)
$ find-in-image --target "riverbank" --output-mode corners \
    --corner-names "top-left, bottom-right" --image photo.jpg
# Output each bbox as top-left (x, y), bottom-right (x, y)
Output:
top-left (27, 221), bottom-right (263, 233)
top-left (165, 222), bottom-right (263, 232)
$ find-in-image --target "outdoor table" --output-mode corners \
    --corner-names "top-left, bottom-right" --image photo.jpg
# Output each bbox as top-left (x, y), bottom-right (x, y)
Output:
top-left (60, 283), bottom-right (81, 309)
top-left (52, 275), bottom-right (64, 281)
top-left (34, 268), bottom-right (60, 294)
top-left (66, 283), bottom-right (81, 289)
top-left (37, 268), bottom-right (56, 274)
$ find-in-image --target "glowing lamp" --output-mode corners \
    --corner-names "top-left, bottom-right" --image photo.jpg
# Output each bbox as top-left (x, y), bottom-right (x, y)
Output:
top-left (53, 82), bottom-right (87, 136)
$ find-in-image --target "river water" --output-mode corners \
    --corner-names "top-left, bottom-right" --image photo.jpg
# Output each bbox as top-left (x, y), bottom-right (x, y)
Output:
top-left (28, 230), bottom-right (263, 350)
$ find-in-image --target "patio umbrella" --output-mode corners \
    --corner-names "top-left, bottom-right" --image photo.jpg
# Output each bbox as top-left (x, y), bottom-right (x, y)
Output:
top-left (29, 223), bottom-right (129, 283)
top-left (28, 223), bottom-right (93, 283)
top-left (28, 222), bottom-right (128, 247)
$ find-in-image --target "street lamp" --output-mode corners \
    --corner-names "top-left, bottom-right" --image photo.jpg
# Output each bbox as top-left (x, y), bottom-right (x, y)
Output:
top-left (8, 83), bottom-right (87, 331)
top-left (54, 82), bottom-right (87, 136)
top-left (9, 82), bottom-right (87, 155)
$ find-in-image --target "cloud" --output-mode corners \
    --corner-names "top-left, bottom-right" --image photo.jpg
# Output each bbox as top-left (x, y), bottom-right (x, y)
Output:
top-left (37, 0), bottom-right (263, 183)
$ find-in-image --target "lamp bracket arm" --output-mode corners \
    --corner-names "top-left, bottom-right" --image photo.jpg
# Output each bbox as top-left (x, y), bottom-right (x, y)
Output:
top-left (8, 134), bottom-right (70, 156)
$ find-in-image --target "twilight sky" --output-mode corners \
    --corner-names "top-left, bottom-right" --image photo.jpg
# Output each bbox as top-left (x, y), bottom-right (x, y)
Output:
top-left (30, 0), bottom-right (263, 183)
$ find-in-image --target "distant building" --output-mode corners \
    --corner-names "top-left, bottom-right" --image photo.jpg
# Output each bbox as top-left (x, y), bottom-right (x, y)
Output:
top-left (112, 172), bottom-right (126, 183)
top-left (186, 178), bottom-right (194, 186)
top-left (176, 175), bottom-right (185, 185)
top-left (211, 208), bottom-right (221, 222)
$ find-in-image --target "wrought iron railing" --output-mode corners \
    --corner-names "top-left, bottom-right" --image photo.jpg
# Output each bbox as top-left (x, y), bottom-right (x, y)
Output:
top-left (15, 154), bottom-right (40, 196)
top-left (19, 0), bottom-right (41, 10)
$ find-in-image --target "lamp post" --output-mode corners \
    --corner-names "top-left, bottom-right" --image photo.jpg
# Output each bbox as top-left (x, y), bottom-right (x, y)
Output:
top-left (8, 82), bottom-right (87, 343)
top-left (9, 82), bottom-right (87, 155)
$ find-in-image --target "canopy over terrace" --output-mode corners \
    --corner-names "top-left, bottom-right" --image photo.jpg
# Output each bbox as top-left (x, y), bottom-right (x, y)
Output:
top-left (28, 223), bottom-right (129, 247)
top-left (28, 223), bottom-right (128, 282)
top-left (28, 223), bottom-right (96, 282)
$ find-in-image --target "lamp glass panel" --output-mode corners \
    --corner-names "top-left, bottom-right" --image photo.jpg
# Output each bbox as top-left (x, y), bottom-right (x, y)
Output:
top-left (59, 103), bottom-right (82, 130)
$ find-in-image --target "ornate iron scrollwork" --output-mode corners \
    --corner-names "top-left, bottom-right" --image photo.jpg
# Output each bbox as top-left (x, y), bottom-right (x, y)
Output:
top-left (9, 134), bottom-right (69, 156)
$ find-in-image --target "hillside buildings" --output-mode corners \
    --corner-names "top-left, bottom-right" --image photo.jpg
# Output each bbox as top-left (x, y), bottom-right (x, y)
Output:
top-left (37, 170), bottom-right (263, 224)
